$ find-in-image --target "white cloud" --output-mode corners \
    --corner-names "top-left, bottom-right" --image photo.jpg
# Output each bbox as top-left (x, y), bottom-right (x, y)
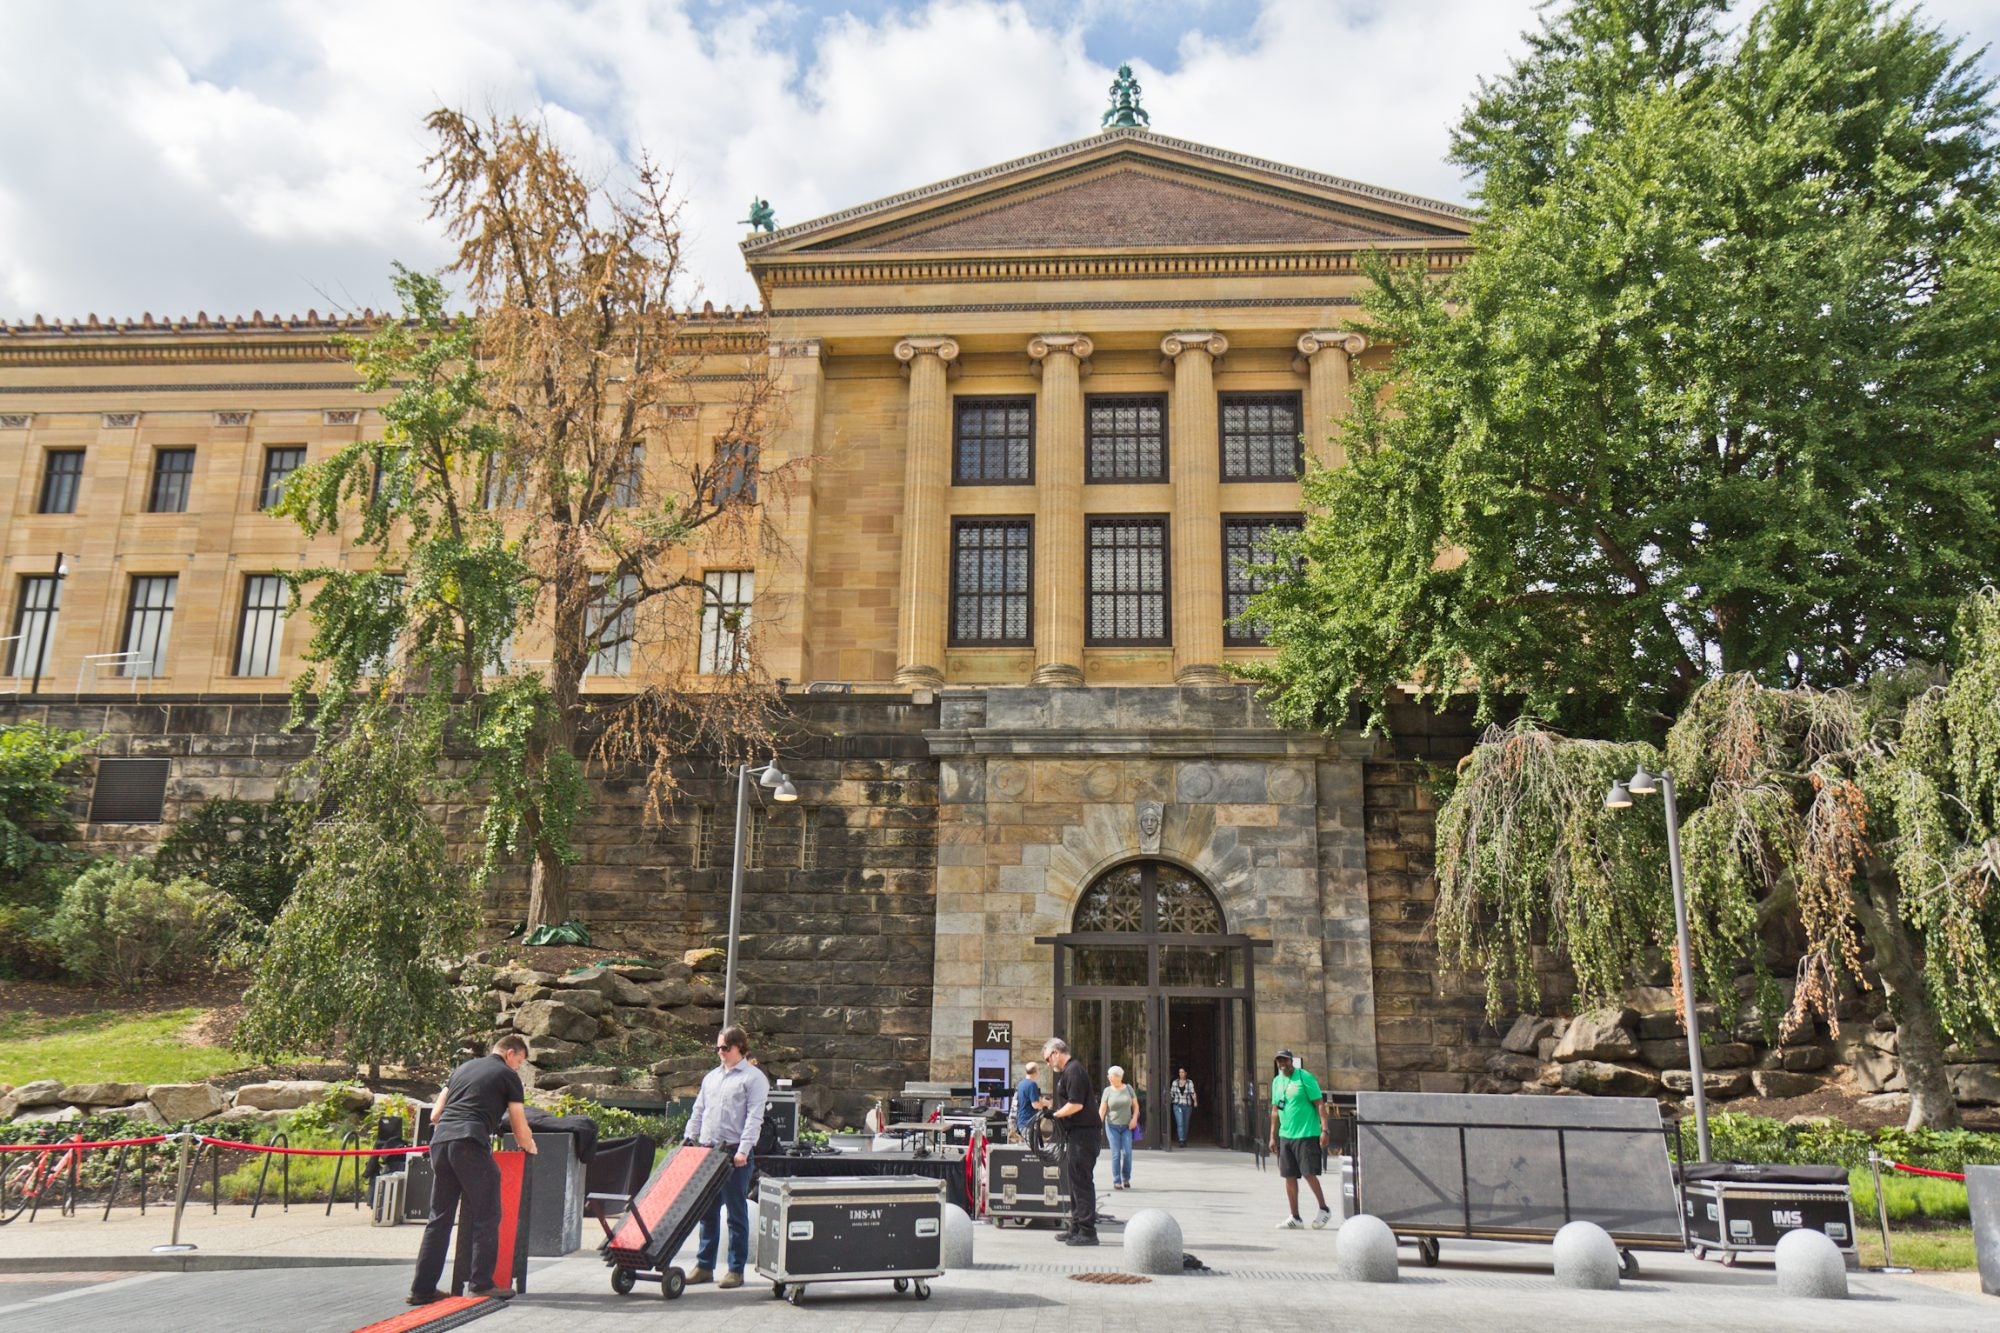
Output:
top-left (0, 0), bottom-right (1994, 319)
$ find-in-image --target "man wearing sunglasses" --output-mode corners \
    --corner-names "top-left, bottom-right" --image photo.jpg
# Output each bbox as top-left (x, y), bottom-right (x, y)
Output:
top-left (682, 1024), bottom-right (769, 1289)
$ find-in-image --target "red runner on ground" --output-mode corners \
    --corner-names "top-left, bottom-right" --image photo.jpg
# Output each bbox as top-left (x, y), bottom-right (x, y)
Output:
top-left (349, 1295), bottom-right (495, 1333)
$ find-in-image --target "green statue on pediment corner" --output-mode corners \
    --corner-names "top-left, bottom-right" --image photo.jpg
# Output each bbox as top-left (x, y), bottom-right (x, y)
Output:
top-left (741, 197), bottom-right (776, 233)
top-left (1102, 63), bottom-right (1150, 130)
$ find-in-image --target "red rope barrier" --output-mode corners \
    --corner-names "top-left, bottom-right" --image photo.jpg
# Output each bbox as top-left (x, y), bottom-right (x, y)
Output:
top-left (195, 1137), bottom-right (429, 1158)
top-left (0, 1135), bottom-right (169, 1153)
top-left (1886, 1159), bottom-right (1967, 1182)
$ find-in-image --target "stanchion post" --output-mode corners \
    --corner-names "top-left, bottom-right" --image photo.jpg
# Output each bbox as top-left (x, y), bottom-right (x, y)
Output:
top-left (1868, 1149), bottom-right (1911, 1273)
top-left (151, 1134), bottom-right (198, 1254)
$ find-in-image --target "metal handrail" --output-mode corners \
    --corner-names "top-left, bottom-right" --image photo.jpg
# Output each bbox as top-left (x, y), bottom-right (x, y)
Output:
top-left (76, 651), bottom-right (150, 696)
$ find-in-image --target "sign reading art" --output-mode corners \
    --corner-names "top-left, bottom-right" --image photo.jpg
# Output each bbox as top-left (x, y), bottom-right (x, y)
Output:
top-left (973, 1020), bottom-right (1013, 1102)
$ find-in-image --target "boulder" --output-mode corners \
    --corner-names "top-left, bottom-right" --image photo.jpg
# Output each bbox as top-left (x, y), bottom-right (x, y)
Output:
top-left (1622, 986), bottom-right (1678, 1016)
top-left (1552, 1220), bottom-right (1620, 1290)
top-left (1774, 1228), bottom-right (1847, 1299)
top-left (1702, 1042), bottom-right (1754, 1069)
top-left (105, 1100), bottom-right (166, 1126)
top-left (494, 967), bottom-right (556, 990)
top-left (1552, 1008), bottom-right (1638, 1063)
top-left (1780, 1045), bottom-right (1828, 1073)
top-left (557, 965), bottom-right (652, 1008)
top-left (515, 985), bottom-right (555, 1003)
top-left (1639, 1039), bottom-right (1691, 1069)
top-left (1950, 1064), bottom-right (2000, 1106)
top-left (526, 1036), bottom-right (581, 1065)
top-left (1485, 1051), bottom-right (1544, 1082)
top-left (549, 987), bottom-right (610, 1017)
top-left (1853, 1049), bottom-right (1905, 1093)
top-left (614, 1006), bottom-right (668, 1032)
top-left (234, 1080), bottom-right (336, 1112)
top-left (1536, 1037), bottom-right (1560, 1062)
top-left (214, 1105), bottom-right (281, 1127)
top-left (538, 1065), bottom-right (622, 1090)
top-left (2, 1079), bottom-right (63, 1115)
top-left (1501, 1015), bottom-right (1553, 1055)
top-left (1864, 1028), bottom-right (1898, 1057)
top-left (688, 977), bottom-right (726, 1010)
top-left (14, 1104), bottom-right (83, 1124)
top-left (148, 1083), bottom-right (227, 1121)
top-left (511, 1000), bottom-right (601, 1044)
top-left (685, 947), bottom-right (725, 973)
top-left (640, 979), bottom-right (693, 1009)
top-left (1857, 1092), bottom-right (1910, 1116)
top-left (1661, 1069), bottom-right (1751, 1099)
top-left (609, 964), bottom-right (665, 983)
top-left (1639, 1004), bottom-right (1717, 1041)
top-left (1120, 1208), bottom-right (1180, 1276)
top-left (1559, 1061), bottom-right (1660, 1096)
top-left (1751, 1071), bottom-right (1822, 1100)
top-left (1334, 1213), bottom-right (1398, 1283)
top-left (58, 1081), bottom-right (150, 1107)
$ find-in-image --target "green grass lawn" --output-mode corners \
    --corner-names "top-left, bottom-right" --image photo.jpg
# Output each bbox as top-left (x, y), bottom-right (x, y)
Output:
top-left (0, 1008), bottom-right (253, 1087)
top-left (1857, 1225), bottom-right (1976, 1271)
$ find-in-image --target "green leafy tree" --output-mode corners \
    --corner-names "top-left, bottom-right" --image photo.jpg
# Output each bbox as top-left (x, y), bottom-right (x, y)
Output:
top-left (0, 720), bottom-right (91, 907)
top-left (154, 797), bottom-right (302, 923)
top-left (279, 111), bottom-right (790, 929)
top-left (1251, 0), bottom-right (2000, 738)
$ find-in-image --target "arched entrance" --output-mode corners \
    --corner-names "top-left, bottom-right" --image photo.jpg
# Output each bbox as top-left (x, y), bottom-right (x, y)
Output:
top-left (1039, 860), bottom-right (1258, 1150)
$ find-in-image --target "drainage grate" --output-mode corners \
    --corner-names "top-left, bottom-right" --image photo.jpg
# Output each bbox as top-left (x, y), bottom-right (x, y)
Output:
top-left (1070, 1272), bottom-right (1152, 1285)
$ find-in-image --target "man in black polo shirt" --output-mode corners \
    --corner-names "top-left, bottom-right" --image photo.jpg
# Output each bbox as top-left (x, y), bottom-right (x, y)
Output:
top-left (409, 1034), bottom-right (539, 1306)
top-left (1037, 1037), bottom-right (1100, 1246)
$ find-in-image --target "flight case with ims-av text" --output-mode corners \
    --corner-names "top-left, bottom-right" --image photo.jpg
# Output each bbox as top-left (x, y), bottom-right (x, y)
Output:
top-left (754, 1174), bottom-right (943, 1305)
top-left (1680, 1162), bottom-right (1858, 1266)
top-left (983, 1143), bottom-right (1069, 1228)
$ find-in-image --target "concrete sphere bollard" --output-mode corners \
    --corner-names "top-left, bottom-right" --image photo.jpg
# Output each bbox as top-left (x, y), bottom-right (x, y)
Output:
top-left (1774, 1228), bottom-right (1848, 1300)
top-left (941, 1203), bottom-right (976, 1269)
top-left (1122, 1209), bottom-right (1185, 1275)
top-left (1334, 1213), bottom-right (1399, 1283)
top-left (1551, 1221), bottom-right (1621, 1290)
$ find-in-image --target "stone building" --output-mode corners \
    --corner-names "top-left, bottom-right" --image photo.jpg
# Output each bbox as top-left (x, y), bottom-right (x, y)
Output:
top-left (0, 126), bottom-right (1489, 1133)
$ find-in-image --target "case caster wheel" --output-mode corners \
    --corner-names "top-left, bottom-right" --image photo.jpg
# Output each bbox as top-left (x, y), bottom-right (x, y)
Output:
top-left (913, 1279), bottom-right (931, 1300)
top-left (611, 1267), bottom-right (636, 1295)
top-left (1690, 1244), bottom-right (1707, 1261)
top-left (771, 1281), bottom-right (786, 1299)
top-left (1620, 1249), bottom-right (1639, 1279)
top-left (1720, 1251), bottom-right (1738, 1268)
top-left (1417, 1237), bottom-right (1441, 1267)
top-left (893, 1278), bottom-right (909, 1293)
top-left (662, 1267), bottom-right (686, 1299)
top-left (786, 1284), bottom-right (804, 1305)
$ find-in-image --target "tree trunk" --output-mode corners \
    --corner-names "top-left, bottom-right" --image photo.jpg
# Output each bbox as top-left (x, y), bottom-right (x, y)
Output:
top-left (527, 534), bottom-right (588, 930)
top-left (1852, 866), bottom-right (1960, 1130)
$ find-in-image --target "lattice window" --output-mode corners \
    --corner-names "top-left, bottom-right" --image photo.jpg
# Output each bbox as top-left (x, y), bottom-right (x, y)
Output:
top-left (260, 447), bottom-right (305, 510)
top-left (1220, 393), bottom-right (1303, 481)
top-left (234, 575), bottom-right (288, 677)
top-left (9, 576), bottom-right (60, 679)
top-left (1086, 395), bottom-right (1166, 483)
top-left (1086, 518), bottom-right (1169, 645)
top-left (38, 451), bottom-right (83, 514)
top-left (953, 397), bottom-right (1033, 484)
top-left (1155, 864), bottom-right (1224, 934)
top-left (950, 519), bottom-right (1032, 645)
top-left (695, 805), bottom-right (721, 869)
top-left (1223, 516), bottom-right (1303, 646)
top-left (149, 449), bottom-right (195, 513)
top-left (799, 807), bottom-right (820, 870)
top-left (1072, 861), bottom-right (1226, 935)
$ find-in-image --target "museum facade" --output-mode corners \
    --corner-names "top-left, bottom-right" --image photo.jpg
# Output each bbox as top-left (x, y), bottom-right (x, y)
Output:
top-left (0, 128), bottom-right (1498, 1135)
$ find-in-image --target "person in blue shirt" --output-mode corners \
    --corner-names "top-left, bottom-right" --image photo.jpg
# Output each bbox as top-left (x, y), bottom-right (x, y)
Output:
top-left (1013, 1061), bottom-right (1043, 1141)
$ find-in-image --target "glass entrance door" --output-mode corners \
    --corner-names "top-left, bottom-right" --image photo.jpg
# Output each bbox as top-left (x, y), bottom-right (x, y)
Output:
top-left (1064, 997), bottom-right (1152, 1139)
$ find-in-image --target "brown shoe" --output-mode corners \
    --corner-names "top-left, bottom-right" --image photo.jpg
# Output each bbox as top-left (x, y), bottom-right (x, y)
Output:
top-left (406, 1290), bottom-right (448, 1306)
top-left (687, 1268), bottom-right (715, 1285)
top-left (469, 1284), bottom-right (516, 1301)
top-left (718, 1271), bottom-right (744, 1290)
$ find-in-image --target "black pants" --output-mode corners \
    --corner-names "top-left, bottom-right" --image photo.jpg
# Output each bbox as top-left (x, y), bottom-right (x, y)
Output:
top-left (412, 1138), bottom-right (501, 1295)
top-left (1061, 1135), bottom-right (1100, 1237)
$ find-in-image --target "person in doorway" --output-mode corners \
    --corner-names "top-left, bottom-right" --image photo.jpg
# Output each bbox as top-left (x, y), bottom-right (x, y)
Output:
top-left (1099, 1066), bottom-right (1138, 1189)
top-left (1012, 1061), bottom-right (1042, 1143)
top-left (409, 1034), bottom-right (539, 1306)
top-left (1036, 1037), bottom-right (1100, 1245)
top-left (1269, 1048), bottom-right (1332, 1229)
top-left (682, 1024), bottom-right (770, 1289)
top-left (1169, 1067), bottom-right (1198, 1147)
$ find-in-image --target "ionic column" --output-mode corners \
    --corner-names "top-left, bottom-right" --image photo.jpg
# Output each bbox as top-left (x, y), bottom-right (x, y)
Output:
top-left (1295, 329), bottom-right (1369, 469)
top-left (1162, 331), bottom-right (1230, 686)
top-left (1027, 334), bottom-right (1092, 685)
top-left (893, 336), bottom-right (959, 688)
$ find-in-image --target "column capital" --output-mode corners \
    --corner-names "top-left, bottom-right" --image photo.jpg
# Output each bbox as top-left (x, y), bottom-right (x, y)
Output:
top-left (1027, 333), bottom-right (1094, 361)
top-left (1297, 328), bottom-right (1368, 359)
top-left (1161, 330), bottom-right (1228, 360)
top-left (894, 335), bottom-right (960, 373)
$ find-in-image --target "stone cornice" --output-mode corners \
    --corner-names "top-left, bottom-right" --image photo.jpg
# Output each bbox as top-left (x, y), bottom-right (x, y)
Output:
top-left (754, 244), bottom-right (1468, 292)
top-left (924, 726), bottom-right (1344, 760)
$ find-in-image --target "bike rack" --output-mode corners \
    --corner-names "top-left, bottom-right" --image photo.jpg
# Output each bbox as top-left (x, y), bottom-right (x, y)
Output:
top-left (326, 1130), bottom-right (365, 1216)
top-left (250, 1131), bottom-right (291, 1216)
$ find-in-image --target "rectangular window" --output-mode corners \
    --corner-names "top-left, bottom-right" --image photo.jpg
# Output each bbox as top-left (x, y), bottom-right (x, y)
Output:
top-left (38, 450), bottom-right (84, 514)
top-left (799, 807), bottom-right (819, 870)
top-left (234, 575), bottom-right (288, 676)
top-left (120, 575), bottom-right (177, 677)
top-left (260, 447), bottom-right (305, 510)
top-left (1220, 392), bottom-right (1304, 481)
top-left (9, 576), bottom-right (61, 679)
top-left (747, 804), bottom-right (769, 869)
top-left (373, 447), bottom-right (406, 503)
top-left (1086, 395), bottom-right (1167, 483)
top-left (1086, 517), bottom-right (1169, 645)
top-left (1223, 516), bottom-right (1304, 645)
top-left (711, 439), bottom-right (756, 506)
top-left (89, 758), bottom-right (170, 823)
top-left (952, 397), bottom-right (1033, 485)
top-left (148, 448), bottom-right (195, 513)
top-left (698, 570), bottom-right (753, 674)
top-left (950, 518), bottom-right (1032, 645)
top-left (695, 805), bottom-right (721, 869)
top-left (359, 574), bottom-right (405, 678)
top-left (483, 454), bottom-right (527, 509)
top-left (585, 572), bottom-right (637, 676)
top-left (610, 443), bottom-right (644, 508)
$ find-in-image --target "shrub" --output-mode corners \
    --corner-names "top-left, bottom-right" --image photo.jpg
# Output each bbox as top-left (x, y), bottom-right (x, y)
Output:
top-left (154, 797), bottom-right (302, 923)
top-left (550, 1092), bottom-right (686, 1147)
top-left (46, 859), bottom-right (245, 990)
top-left (0, 721), bottom-right (92, 908)
top-left (0, 903), bottom-right (62, 980)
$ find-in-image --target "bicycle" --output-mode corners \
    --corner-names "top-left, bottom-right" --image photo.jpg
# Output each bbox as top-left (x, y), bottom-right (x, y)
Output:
top-left (0, 1134), bottom-right (84, 1224)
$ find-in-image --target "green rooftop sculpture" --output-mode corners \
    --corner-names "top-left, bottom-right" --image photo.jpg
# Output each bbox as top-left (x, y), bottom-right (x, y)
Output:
top-left (740, 197), bottom-right (776, 233)
top-left (1101, 63), bottom-right (1150, 129)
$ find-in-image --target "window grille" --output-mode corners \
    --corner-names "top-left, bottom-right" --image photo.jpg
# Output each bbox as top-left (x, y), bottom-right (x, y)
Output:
top-left (120, 576), bottom-right (177, 677)
top-left (585, 573), bottom-right (637, 676)
top-left (1223, 516), bottom-right (1303, 645)
top-left (9, 576), bottom-right (60, 678)
top-left (38, 451), bottom-right (83, 514)
top-left (1220, 392), bottom-right (1303, 481)
top-left (952, 397), bottom-right (1033, 484)
top-left (950, 519), bottom-right (1032, 645)
top-left (89, 759), bottom-right (170, 823)
top-left (1086, 395), bottom-right (1167, 483)
top-left (695, 805), bottom-right (721, 869)
top-left (799, 808), bottom-right (819, 870)
top-left (260, 447), bottom-right (305, 510)
top-left (149, 449), bottom-right (195, 513)
top-left (699, 571), bottom-right (753, 674)
top-left (1086, 518), bottom-right (1169, 645)
top-left (235, 575), bottom-right (288, 677)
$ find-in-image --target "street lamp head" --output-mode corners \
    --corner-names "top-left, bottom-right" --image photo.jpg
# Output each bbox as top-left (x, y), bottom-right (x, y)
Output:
top-left (772, 777), bottom-right (798, 803)
top-left (756, 762), bottom-right (787, 789)
top-left (1604, 780), bottom-right (1633, 810)
top-left (1628, 764), bottom-right (1660, 796)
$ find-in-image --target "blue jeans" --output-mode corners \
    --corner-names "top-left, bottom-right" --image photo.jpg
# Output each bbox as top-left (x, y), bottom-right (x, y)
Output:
top-left (695, 1158), bottom-right (755, 1274)
top-left (1106, 1123), bottom-right (1134, 1185)
top-left (1172, 1103), bottom-right (1192, 1144)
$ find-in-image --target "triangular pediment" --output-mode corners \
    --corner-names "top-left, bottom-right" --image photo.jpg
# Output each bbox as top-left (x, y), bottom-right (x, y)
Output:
top-left (743, 128), bottom-right (1472, 265)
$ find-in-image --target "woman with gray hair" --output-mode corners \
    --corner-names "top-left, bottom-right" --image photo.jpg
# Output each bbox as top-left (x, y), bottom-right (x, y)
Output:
top-left (1099, 1065), bottom-right (1138, 1189)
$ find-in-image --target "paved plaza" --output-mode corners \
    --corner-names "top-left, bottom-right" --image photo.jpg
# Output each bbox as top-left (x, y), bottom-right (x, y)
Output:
top-left (0, 1150), bottom-right (1989, 1332)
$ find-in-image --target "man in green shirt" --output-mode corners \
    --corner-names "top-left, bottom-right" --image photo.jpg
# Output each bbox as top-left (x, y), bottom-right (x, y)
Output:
top-left (1268, 1049), bottom-right (1332, 1229)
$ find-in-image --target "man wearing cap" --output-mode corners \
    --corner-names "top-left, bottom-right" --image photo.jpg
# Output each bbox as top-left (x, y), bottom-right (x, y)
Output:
top-left (1268, 1048), bottom-right (1332, 1229)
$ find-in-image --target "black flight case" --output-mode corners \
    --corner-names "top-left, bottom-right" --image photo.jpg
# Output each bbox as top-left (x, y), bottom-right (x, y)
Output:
top-left (983, 1143), bottom-right (1069, 1228)
top-left (1680, 1162), bottom-right (1858, 1266)
top-left (594, 1144), bottom-right (732, 1299)
top-left (754, 1173), bottom-right (944, 1305)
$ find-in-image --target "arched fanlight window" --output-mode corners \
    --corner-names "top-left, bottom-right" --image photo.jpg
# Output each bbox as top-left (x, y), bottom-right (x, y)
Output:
top-left (1073, 861), bottom-right (1225, 935)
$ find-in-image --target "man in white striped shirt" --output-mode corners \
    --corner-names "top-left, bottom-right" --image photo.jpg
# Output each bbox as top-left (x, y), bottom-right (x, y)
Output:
top-left (681, 1024), bottom-right (769, 1288)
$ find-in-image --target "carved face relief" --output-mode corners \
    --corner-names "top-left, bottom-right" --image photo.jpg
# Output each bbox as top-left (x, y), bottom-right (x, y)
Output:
top-left (1136, 800), bottom-right (1164, 853)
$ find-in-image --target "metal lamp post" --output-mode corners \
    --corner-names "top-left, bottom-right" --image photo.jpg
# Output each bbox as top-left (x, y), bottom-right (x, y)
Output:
top-left (722, 759), bottom-right (796, 1032)
top-left (1606, 764), bottom-right (1712, 1163)
top-left (26, 552), bottom-right (65, 695)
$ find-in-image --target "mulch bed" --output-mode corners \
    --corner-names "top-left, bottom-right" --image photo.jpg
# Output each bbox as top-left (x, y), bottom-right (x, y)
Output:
top-left (0, 976), bottom-right (250, 1022)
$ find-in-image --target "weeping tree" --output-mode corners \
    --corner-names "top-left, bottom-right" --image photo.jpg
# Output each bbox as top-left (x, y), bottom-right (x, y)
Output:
top-left (280, 109), bottom-right (794, 929)
top-left (1440, 591), bottom-right (2000, 1129)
